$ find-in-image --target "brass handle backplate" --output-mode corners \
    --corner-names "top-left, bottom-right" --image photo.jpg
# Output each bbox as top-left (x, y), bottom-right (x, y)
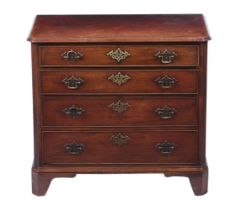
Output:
top-left (108, 72), bottom-right (131, 85)
top-left (155, 105), bottom-right (176, 119)
top-left (155, 141), bottom-right (176, 154)
top-left (155, 75), bottom-right (177, 89)
top-left (154, 49), bottom-right (177, 64)
top-left (108, 100), bottom-right (130, 113)
top-left (62, 50), bottom-right (83, 61)
top-left (64, 142), bottom-right (85, 155)
top-left (111, 133), bottom-right (130, 146)
top-left (62, 76), bottom-right (84, 89)
top-left (107, 48), bottom-right (130, 63)
top-left (63, 105), bottom-right (85, 117)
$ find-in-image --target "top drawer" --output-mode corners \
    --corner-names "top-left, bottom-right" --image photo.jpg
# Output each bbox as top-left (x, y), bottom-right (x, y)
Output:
top-left (40, 45), bottom-right (199, 67)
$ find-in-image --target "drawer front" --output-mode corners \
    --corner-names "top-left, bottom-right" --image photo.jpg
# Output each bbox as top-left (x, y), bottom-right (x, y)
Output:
top-left (40, 45), bottom-right (199, 67)
top-left (42, 130), bottom-right (198, 165)
top-left (41, 70), bottom-right (198, 94)
top-left (42, 96), bottom-right (197, 126)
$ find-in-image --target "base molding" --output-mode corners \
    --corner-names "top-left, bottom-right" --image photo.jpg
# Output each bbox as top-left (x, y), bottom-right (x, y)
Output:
top-left (32, 164), bottom-right (208, 196)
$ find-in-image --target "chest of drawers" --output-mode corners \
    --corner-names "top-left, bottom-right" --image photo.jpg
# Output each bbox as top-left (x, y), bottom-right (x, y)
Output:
top-left (28, 14), bottom-right (210, 196)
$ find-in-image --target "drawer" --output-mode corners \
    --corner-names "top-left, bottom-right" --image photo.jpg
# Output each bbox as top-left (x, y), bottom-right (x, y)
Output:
top-left (42, 96), bottom-right (197, 126)
top-left (42, 130), bottom-right (199, 165)
top-left (40, 45), bottom-right (199, 67)
top-left (41, 70), bottom-right (198, 94)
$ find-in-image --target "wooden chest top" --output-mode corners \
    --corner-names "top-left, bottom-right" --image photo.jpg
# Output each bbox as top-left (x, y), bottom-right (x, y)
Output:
top-left (28, 14), bottom-right (210, 43)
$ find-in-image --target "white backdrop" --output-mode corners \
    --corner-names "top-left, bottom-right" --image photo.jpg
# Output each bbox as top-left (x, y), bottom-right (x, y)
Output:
top-left (0, 0), bottom-right (235, 209)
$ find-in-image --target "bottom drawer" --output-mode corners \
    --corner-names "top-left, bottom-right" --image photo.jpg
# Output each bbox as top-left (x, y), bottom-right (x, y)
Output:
top-left (42, 130), bottom-right (199, 165)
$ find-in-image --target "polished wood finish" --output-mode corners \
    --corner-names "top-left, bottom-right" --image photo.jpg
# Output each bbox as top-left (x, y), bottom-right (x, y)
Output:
top-left (41, 70), bottom-right (198, 94)
top-left (42, 96), bottom-right (197, 126)
top-left (42, 130), bottom-right (198, 164)
top-left (28, 15), bottom-right (210, 196)
top-left (28, 15), bottom-right (210, 43)
top-left (164, 165), bottom-right (208, 195)
top-left (40, 45), bottom-right (199, 67)
top-left (189, 166), bottom-right (208, 195)
top-left (32, 170), bottom-right (76, 196)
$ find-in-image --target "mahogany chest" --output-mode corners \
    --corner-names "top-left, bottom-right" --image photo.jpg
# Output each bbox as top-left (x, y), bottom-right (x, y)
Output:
top-left (28, 14), bottom-right (210, 196)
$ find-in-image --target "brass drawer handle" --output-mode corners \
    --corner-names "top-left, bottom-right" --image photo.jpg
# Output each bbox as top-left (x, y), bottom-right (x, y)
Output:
top-left (155, 141), bottom-right (177, 154)
top-left (107, 48), bottom-right (130, 63)
top-left (108, 100), bottom-right (130, 113)
top-left (108, 72), bottom-right (131, 85)
top-left (155, 105), bottom-right (176, 119)
top-left (154, 49), bottom-right (177, 64)
top-left (155, 75), bottom-right (177, 89)
top-left (62, 49), bottom-right (83, 61)
top-left (62, 76), bottom-right (84, 89)
top-left (64, 142), bottom-right (85, 155)
top-left (111, 133), bottom-right (130, 146)
top-left (63, 105), bottom-right (85, 117)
